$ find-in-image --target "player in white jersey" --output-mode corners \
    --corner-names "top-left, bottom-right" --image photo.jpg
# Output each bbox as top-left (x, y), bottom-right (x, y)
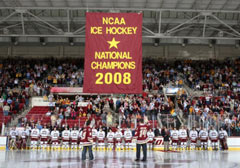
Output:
top-left (114, 128), bottom-right (123, 150)
top-left (189, 127), bottom-right (198, 150)
top-left (9, 127), bottom-right (18, 150)
top-left (171, 127), bottom-right (179, 150)
top-left (97, 128), bottom-right (106, 150)
top-left (70, 127), bottom-right (79, 149)
top-left (62, 127), bottom-right (70, 149)
top-left (199, 127), bottom-right (208, 150)
top-left (124, 128), bottom-right (133, 150)
top-left (79, 129), bottom-right (83, 150)
top-left (147, 129), bottom-right (155, 150)
top-left (209, 126), bottom-right (219, 150)
top-left (31, 126), bottom-right (40, 149)
top-left (20, 127), bottom-right (29, 149)
top-left (107, 128), bottom-right (115, 150)
top-left (51, 127), bottom-right (60, 149)
top-left (219, 127), bottom-right (228, 150)
top-left (178, 126), bottom-right (188, 150)
top-left (40, 125), bottom-right (50, 149)
top-left (92, 127), bottom-right (98, 149)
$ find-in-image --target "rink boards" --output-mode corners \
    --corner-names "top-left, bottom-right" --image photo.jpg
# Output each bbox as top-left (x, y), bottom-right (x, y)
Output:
top-left (1, 136), bottom-right (240, 151)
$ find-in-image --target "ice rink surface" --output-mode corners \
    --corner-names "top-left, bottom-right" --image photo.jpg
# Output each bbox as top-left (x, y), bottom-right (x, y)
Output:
top-left (0, 150), bottom-right (239, 168)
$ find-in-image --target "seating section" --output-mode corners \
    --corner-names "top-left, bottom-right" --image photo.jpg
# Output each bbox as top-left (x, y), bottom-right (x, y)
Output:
top-left (25, 106), bottom-right (158, 129)
top-left (26, 106), bottom-right (90, 128)
top-left (0, 102), bottom-right (25, 127)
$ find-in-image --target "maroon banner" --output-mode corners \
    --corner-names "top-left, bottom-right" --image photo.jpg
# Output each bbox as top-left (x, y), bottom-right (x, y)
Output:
top-left (83, 12), bottom-right (142, 94)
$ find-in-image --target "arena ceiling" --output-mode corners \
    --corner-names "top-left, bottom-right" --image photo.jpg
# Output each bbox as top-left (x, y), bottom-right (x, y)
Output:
top-left (0, 0), bottom-right (240, 44)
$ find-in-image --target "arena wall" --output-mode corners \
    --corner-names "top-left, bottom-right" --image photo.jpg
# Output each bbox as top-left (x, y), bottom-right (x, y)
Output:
top-left (0, 136), bottom-right (7, 150)
top-left (1, 136), bottom-right (240, 151)
top-left (0, 45), bottom-right (239, 60)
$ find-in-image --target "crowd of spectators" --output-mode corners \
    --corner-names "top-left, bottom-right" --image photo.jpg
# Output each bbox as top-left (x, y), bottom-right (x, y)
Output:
top-left (0, 58), bottom-right (84, 119)
top-left (1, 58), bottom-right (240, 137)
top-left (175, 59), bottom-right (240, 136)
top-left (18, 95), bottom-right (116, 130)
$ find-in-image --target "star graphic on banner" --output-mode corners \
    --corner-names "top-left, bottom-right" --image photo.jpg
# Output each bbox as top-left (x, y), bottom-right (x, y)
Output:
top-left (107, 37), bottom-right (120, 49)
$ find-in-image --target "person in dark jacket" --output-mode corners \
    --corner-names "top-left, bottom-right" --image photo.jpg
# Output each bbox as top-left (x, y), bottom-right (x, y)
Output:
top-left (161, 127), bottom-right (170, 151)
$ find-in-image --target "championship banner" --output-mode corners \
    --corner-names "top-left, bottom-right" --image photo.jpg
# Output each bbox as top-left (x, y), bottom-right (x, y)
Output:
top-left (83, 12), bottom-right (142, 93)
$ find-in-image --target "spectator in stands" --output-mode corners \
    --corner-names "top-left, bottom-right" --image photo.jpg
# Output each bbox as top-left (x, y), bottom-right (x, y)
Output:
top-left (36, 121), bottom-right (43, 130)
top-left (101, 112), bottom-right (107, 125)
top-left (51, 113), bottom-right (57, 126)
top-left (106, 112), bottom-right (113, 127)
top-left (65, 106), bottom-right (71, 119)
top-left (71, 107), bottom-right (77, 120)
top-left (0, 97), bottom-right (4, 107)
top-left (3, 103), bottom-right (10, 116)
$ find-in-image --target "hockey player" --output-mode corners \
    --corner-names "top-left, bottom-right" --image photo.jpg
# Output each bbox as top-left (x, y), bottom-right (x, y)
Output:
top-left (189, 127), bottom-right (198, 150)
top-left (31, 125), bottom-right (40, 149)
top-left (70, 127), bottom-right (79, 149)
top-left (51, 127), bottom-right (60, 149)
top-left (124, 128), bottom-right (133, 150)
top-left (199, 127), bottom-right (208, 150)
top-left (147, 129), bottom-right (155, 150)
top-left (171, 127), bottom-right (179, 150)
top-left (9, 127), bottom-right (18, 150)
top-left (97, 128), bottom-right (106, 150)
top-left (79, 129), bottom-right (83, 150)
top-left (40, 125), bottom-right (50, 149)
top-left (115, 128), bottom-right (123, 150)
top-left (209, 126), bottom-right (219, 150)
top-left (106, 128), bottom-right (115, 150)
top-left (134, 119), bottom-right (148, 162)
top-left (20, 127), bottom-right (29, 150)
top-left (219, 127), bottom-right (228, 150)
top-left (81, 120), bottom-right (94, 161)
top-left (62, 127), bottom-right (70, 149)
top-left (178, 126), bottom-right (188, 150)
top-left (92, 126), bottom-right (98, 149)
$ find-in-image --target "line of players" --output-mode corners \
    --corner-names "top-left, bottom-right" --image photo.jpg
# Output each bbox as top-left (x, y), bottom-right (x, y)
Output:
top-left (170, 126), bottom-right (228, 150)
top-left (8, 125), bottom-right (155, 150)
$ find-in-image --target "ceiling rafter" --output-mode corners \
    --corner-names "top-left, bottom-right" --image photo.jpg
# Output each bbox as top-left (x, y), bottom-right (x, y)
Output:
top-left (206, 0), bottom-right (215, 10)
top-left (175, 0), bottom-right (181, 9)
top-left (1, 1), bottom-right (7, 7)
top-left (80, 0), bottom-right (85, 7)
top-left (25, 14), bottom-right (41, 35)
top-left (209, 25), bottom-right (224, 37)
top-left (128, 0), bottom-right (131, 9)
top-left (63, 0), bottom-right (69, 7)
top-left (111, 0), bottom-right (116, 8)
top-left (160, 0), bottom-right (165, 8)
top-left (235, 3), bottom-right (240, 10)
top-left (220, 0), bottom-right (232, 10)
top-left (47, 0), bottom-right (53, 7)
top-left (144, 0), bottom-right (149, 8)
top-left (11, 0), bottom-right (22, 7)
top-left (32, 0), bottom-right (38, 6)
top-left (4, 22), bottom-right (17, 34)
top-left (190, 0), bottom-right (198, 9)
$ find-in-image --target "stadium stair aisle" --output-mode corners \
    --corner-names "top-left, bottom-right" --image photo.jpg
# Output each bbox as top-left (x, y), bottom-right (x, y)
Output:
top-left (8, 106), bottom-right (32, 127)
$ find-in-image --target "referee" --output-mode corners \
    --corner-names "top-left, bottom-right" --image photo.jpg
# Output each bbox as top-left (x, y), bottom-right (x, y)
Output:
top-left (134, 119), bottom-right (148, 162)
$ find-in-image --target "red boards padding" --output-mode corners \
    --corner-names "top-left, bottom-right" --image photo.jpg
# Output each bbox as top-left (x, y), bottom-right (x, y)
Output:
top-left (83, 12), bottom-right (142, 94)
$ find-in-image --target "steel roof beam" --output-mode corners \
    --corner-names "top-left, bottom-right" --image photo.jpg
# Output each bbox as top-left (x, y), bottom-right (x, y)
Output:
top-left (0, 7), bottom-right (240, 14)
top-left (206, 0), bottom-right (214, 10)
top-left (0, 34), bottom-right (239, 40)
top-left (1, 16), bottom-right (239, 25)
top-left (220, 0), bottom-right (232, 10)
top-left (0, 11), bottom-right (16, 23)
